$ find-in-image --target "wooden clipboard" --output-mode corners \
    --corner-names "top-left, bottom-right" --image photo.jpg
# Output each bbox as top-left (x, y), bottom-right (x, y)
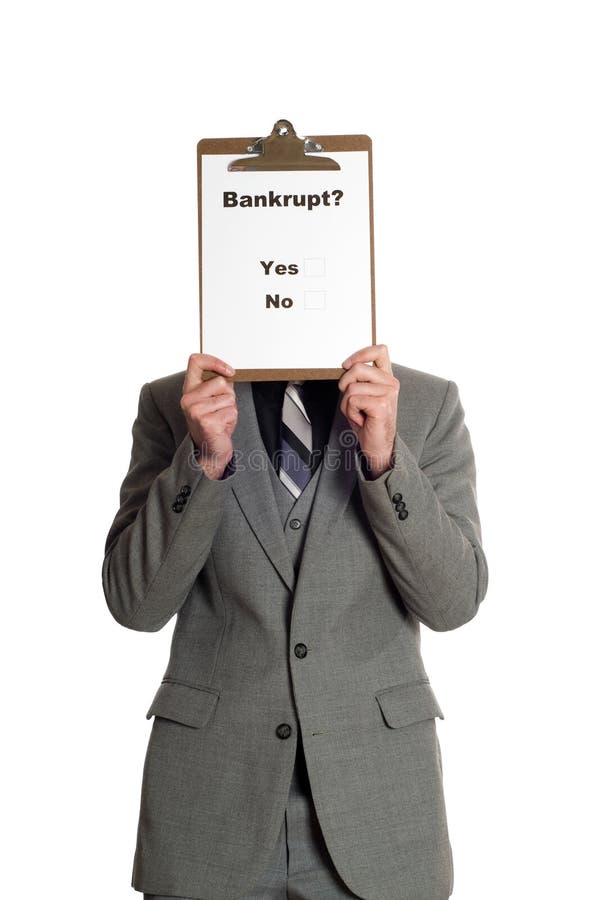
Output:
top-left (197, 120), bottom-right (376, 381)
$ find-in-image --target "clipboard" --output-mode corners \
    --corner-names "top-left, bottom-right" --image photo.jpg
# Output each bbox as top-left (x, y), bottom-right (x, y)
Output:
top-left (197, 120), bottom-right (376, 381)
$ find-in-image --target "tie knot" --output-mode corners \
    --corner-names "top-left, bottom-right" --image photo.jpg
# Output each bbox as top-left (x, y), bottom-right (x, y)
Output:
top-left (288, 379), bottom-right (306, 401)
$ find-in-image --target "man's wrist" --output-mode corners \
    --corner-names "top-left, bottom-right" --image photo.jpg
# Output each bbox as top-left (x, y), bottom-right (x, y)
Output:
top-left (358, 449), bottom-right (394, 481)
top-left (201, 456), bottom-right (236, 480)
top-left (191, 439), bottom-right (235, 480)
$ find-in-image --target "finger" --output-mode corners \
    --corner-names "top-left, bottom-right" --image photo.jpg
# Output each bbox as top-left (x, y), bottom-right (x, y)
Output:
top-left (183, 374), bottom-right (235, 400)
top-left (341, 344), bottom-right (392, 374)
top-left (183, 353), bottom-right (235, 394)
top-left (339, 361), bottom-right (397, 393)
top-left (181, 374), bottom-right (234, 410)
top-left (342, 383), bottom-right (390, 399)
top-left (340, 394), bottom-right (364, 428)
top-left (180, 382), bottom-right (236, 415)
top-left (197, 405), bottom-right (238, 435)
top-left (185, 393), bottom-right (237, 419)
top-left (340, 389), bottom-right (391, 424)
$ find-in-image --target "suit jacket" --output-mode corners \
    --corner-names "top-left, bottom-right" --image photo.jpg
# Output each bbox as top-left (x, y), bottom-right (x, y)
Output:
top-left (102, 361), bottom-right (489, 900)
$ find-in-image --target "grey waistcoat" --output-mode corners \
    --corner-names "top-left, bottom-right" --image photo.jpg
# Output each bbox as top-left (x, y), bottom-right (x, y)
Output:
top-left (267, 458), bottom-right (324, 578)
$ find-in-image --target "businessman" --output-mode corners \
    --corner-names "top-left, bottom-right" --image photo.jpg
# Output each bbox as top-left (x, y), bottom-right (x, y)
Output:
top-left (102, 343), bottom-right (488, 900)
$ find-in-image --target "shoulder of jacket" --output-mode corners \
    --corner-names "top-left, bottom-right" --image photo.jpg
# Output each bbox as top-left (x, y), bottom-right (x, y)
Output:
top-left (390, 362), bottom-right (456, 434)
top-left (390, 362), bottom-right (456, 445)
top-left (145, 369), bottom-right (187, 417)
top-left (391, 361), bottom-right (450, 398)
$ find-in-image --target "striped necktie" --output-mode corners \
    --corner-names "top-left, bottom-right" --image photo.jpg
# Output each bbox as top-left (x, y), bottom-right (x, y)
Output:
top-left (278, 380), bottom-right (313, 499)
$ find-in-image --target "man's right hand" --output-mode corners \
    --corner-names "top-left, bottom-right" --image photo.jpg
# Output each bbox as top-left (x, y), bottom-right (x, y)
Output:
top-left (180, 353), bottom-right (238, 480)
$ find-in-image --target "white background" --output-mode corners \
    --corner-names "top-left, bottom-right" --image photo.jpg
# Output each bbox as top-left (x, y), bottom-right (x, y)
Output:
top-left (1, 2), bottom-right (600, 898)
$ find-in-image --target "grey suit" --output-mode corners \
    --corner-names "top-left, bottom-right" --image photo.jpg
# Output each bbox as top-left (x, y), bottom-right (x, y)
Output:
top-left (102, 362), bottom-right (489, 900)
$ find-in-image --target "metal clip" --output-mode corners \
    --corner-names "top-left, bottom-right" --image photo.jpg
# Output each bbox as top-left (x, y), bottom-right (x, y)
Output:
top-left (229, 119), bottom-right (340, 172)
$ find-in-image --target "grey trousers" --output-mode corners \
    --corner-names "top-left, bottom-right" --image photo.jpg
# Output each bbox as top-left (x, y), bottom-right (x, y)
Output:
top-left (144, 737), bottom-right (363, 899)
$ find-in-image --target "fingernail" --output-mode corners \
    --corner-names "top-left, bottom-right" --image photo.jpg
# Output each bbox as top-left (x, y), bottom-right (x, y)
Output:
top-left (226, 365), bottom-right (235, 374)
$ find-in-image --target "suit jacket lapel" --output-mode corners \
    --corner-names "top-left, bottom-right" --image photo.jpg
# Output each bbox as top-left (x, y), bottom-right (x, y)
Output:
top-left (229, 381), bottom-right (295, 591)
top-left (230, 381), bottom-right (358, 595)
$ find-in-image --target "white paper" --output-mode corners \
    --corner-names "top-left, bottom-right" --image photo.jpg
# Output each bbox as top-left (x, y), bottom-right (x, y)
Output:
top-left (200, 150), bottom-right (373, 372)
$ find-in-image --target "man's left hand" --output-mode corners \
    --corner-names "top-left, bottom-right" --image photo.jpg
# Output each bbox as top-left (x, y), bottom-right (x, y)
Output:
top-left (339, 344), bottom-right (400, 479)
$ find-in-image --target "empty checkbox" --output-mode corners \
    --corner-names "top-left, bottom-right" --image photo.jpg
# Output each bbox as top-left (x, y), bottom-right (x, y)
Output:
top-left (304, 291), bottom-right (326, 310)
top-left (304, 257), bottom-right (326, 277)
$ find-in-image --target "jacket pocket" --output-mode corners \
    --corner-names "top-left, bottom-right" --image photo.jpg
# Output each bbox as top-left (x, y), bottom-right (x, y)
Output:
top-left (375, 679), bottom-right (444, 728)
top-left (145, 678), bottom-right (220, 728)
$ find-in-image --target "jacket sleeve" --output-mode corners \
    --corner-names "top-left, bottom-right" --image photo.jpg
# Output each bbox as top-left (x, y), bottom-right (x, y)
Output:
top-left (354, 379), bottom-right (488, 632)
top-left (101, 381), bottom-right (236, 632)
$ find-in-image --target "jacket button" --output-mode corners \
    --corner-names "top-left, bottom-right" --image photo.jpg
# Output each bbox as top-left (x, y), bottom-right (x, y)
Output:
top-left (398, 509), bottom-right (409, 520)
top-left (276, 723), bottom-right (292, 739)
top-left (172, 502), bottom-right (184, 513)
top-left (179, 485), bottom-right (191, 497)
top-left (289, 518), bottom-right (302, 530)
top-left (391, 492), bottom-right (402, 503)
top-left (294, 643), bottom-right (308, 659)
top-left (175, 494), bottom-right (188, 505)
